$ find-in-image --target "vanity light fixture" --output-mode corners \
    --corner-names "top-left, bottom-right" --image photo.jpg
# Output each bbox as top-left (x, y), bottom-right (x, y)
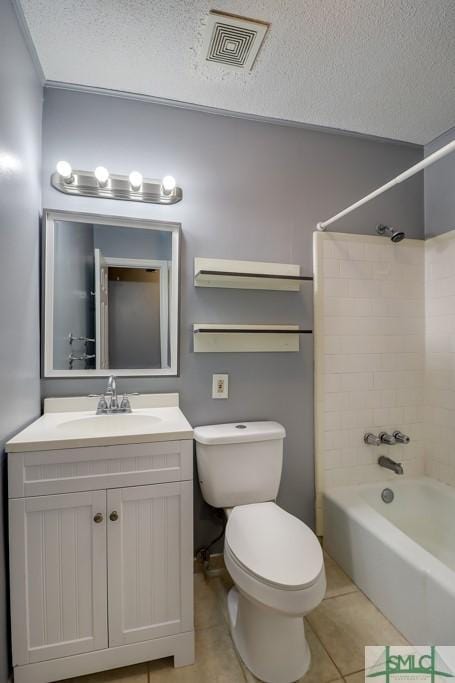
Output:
top-left (56, 160), bottom-right (74, 183)
top-left (94, 166), bottom-right (110, 188)
top-left (51, 164), bottom-right (182, 204)
top-left (129, 170), bottom-right (143, 191)
top-left (161, 175), bottom-right (176, 196)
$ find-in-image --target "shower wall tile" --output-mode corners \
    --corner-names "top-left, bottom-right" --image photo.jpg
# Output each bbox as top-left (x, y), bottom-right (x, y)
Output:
top-left (425, 230), bottom-right (455, 488)
top-left (314, 232), bottom-right (425, 534)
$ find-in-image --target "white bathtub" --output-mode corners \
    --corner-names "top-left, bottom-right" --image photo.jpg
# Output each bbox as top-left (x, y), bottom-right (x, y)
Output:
top-left (324, 477), bottom-right (455, 644)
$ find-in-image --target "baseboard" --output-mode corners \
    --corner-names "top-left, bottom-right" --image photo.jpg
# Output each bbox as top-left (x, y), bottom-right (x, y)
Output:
top-left (194, 552), bottom-right (225, 576)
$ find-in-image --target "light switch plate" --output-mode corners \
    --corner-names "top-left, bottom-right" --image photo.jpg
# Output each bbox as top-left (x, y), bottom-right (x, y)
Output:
top-left (212, 374), bottom-right (229, 399)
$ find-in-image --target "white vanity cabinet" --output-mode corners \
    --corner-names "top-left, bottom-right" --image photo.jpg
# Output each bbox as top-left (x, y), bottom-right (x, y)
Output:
top-left (8, 435), bottom-right (194, 683)
top-left (107, 481), bottom-right (193, 647)
top-left (10, 489), bottom-right (109, 664)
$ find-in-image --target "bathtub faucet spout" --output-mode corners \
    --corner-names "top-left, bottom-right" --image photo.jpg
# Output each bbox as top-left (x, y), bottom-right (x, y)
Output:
top-left (378, 455), bottom-right (403, 475)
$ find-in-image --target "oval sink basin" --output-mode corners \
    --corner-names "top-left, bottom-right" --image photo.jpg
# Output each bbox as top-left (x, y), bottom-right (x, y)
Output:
top-left (57, 413), bottom-right (162, 437)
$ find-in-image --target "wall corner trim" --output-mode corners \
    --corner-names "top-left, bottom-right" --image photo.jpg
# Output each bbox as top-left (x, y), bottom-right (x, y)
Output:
top-left (10, 0), bottom-right (45, 84)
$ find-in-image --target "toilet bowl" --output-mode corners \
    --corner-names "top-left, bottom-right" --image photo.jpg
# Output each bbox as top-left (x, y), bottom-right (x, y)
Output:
top-left (194, 421), bottom-right (326, 683)
top-left (224, 502), bottom-right (326, 683)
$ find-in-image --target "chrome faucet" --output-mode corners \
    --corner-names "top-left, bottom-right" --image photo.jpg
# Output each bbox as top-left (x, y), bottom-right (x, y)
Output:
top-left (106, 375), bottom-right (118, 410)
top-left (393, 430), bottom-right (410, 444)
top-left (378, 455), bottom-right (403, 475)
top-left (365, 431), bottom-right (410, 446)
top-left (96, 375), bottom-right (132, 414)
top-left (364, 432), bottom-right (381, 446)
top-left (379, 432), bottom-right (397, 445)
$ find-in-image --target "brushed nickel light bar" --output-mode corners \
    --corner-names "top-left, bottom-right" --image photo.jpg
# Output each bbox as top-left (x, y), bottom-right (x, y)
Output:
top-left (51, 161), bottom-right (182, 204)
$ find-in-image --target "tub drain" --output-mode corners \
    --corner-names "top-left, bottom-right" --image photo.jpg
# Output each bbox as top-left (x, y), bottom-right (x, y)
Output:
top-left (381, 488), bottom-right (394, 503)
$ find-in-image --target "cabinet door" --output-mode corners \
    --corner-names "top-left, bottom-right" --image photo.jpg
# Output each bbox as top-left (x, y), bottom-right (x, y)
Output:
top-left (9, 491), bottom-right (108, 665)
top-left (107, 482), bottom-right (193, 647)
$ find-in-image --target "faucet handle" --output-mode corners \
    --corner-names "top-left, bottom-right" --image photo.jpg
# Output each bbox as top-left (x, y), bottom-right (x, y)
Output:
top-left (393, 430), bottom-right (410, 444)
top-left (379, 432), bottom-right (397, 445)
top-left (96, 395), bottom-right (108, 415)
top-left (120, 394), bottom-right (132, 413)
top-left (364, 432), bottom-right (381, 446)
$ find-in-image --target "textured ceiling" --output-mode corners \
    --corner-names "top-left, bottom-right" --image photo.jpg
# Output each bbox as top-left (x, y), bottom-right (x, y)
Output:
top-left (18, 0), bottom-right (455, 144)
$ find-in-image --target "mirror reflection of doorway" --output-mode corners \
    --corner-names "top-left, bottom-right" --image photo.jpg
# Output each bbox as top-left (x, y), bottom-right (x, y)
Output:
top-left (47, 212), bottom-right (179, 377)
top-left (95, 252), bottom-right (169, 370)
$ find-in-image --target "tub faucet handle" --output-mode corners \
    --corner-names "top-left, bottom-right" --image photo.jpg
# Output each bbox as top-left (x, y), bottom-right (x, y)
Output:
top-left (379, 432), bottom-right (396, 445)
top-left (393, 430), bottom-right (410, 444)
top-left (364, 432), bottom-right (381, 446)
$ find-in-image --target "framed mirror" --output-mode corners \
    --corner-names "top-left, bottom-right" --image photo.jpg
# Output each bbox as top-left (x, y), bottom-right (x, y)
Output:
top-left (43, 209), bottom-right (180, 377)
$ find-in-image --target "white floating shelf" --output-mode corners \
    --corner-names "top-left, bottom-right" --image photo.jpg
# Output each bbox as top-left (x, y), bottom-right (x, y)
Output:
top-left (193, 324), bottom-right (311, 353)
top-left (194, 257), bottom-right (311, 291)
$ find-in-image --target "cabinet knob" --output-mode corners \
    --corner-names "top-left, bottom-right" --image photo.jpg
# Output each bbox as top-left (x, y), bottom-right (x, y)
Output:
top-left (109, 510), bottom-right (119, 522)
top-left (93, 513), bottom-right (104, 524)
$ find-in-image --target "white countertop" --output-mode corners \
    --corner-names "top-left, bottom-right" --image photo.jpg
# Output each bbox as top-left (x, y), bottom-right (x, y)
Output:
top-left (6, 393), bottom-right (193, 452)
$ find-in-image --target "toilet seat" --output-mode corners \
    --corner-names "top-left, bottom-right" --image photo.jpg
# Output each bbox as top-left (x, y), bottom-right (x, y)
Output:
top-left (226, 502), bottom-right (323, 590)
top-left (224, 502), bottom-right (326, 615)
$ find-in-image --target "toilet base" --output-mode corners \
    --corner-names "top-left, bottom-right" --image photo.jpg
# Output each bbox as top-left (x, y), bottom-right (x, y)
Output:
top-left (227, 587), bottom-right (311, 683)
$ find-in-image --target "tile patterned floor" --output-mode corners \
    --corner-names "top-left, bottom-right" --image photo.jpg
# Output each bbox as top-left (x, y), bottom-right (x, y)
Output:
top-left (60, 551), bottom-right (407, 683)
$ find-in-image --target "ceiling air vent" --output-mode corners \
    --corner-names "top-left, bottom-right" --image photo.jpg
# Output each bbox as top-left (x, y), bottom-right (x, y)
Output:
top-left (203, 10), bottom-right (269, 71)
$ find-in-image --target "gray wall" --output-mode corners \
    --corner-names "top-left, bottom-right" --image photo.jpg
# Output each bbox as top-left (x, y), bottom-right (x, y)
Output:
top-left (41, 87), bottom-right (424, 550)
top-left (53, 221), bottom-right (94, 369)
top-left (94, 225), bottom-right (172, 261)
top-left (0, 1), bottom-right (42, 679)
top-left (425, 126), bottom-right (455, 238)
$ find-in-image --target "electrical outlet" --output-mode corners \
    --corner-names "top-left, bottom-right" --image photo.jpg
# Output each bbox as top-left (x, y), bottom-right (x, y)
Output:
top-left (212, 374), bottom-right (229, 399)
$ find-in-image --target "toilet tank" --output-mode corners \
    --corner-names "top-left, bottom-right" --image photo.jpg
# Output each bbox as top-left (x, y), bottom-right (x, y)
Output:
top-left (194, 421), bottom-right (286, 508)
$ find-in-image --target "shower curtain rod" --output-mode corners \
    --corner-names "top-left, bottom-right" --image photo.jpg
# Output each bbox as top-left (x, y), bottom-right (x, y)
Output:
top-left (316, 138), bottom-right (455, 232)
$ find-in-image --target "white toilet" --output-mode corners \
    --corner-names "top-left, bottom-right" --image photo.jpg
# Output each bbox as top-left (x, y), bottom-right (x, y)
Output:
top-left (194, 421), bottom-right (326, 683)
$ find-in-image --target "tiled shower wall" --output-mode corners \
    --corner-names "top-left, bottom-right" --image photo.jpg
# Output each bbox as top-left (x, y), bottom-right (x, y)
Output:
top-left (314, 232), bottom-right (425, 533)
top-left (425, 230), bottom-right (455, 486)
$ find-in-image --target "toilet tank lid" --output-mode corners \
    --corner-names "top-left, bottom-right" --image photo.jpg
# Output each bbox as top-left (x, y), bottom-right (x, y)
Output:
top-left (194, 421), bottom-right (285, 445)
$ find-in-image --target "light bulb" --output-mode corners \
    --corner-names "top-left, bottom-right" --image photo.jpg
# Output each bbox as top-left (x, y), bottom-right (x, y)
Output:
top-left (94, 166), bottom-right (109, 187)
top-left (129, 170), bottom-right (143, 191)
top-left (161, 175), bottom-right (176, 195)
top-left (56, 160), bottom-right (73, 182)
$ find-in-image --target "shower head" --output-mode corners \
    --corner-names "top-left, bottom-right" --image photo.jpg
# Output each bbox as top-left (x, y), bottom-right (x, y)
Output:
top-left (376, 224), bottom-right (406, 243)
